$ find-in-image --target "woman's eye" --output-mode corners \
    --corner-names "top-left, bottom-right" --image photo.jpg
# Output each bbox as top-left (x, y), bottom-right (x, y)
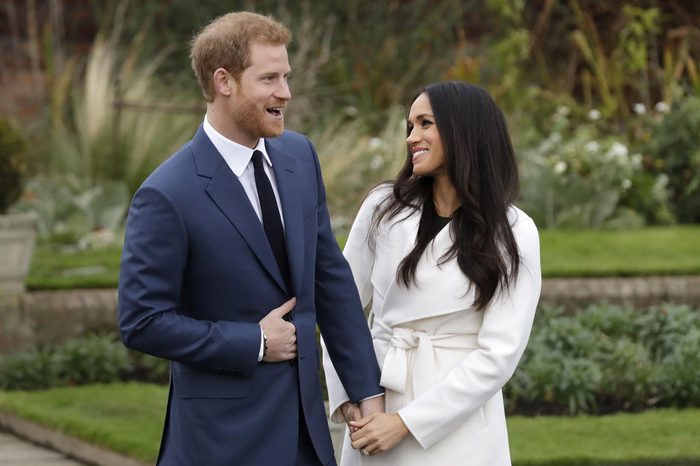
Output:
top-left (421, 120), bottom-right (432, 127)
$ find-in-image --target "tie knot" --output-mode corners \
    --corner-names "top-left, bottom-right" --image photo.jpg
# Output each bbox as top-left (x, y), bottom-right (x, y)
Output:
top-left (389, 327), bottom-right (423, 350)
top-left (251, 150), bottom-right (264, 171)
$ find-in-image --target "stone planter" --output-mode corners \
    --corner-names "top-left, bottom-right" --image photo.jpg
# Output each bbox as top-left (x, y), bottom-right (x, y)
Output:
top-left (0, 212), bottom-right (37, 295)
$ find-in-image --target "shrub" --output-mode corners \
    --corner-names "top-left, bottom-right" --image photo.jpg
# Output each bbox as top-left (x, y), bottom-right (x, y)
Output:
top-left (0, 334), bottom-right (131, 390)
top-left (658, 328), bottom-right (700, 406)
top-left (56, 334), bottom-right (132, 385)
top-left (0, 349), bottom-right (61, 390)
top-left (0, 118), bottom-right (27, 214)
top-left (644, 96), bottom-right (700, 222)
top-left (506, 303), bottom-right (700, 415)
top-left (125, 351), bottom-right (170, 385)
top-left (517, 107), bottom-right (671, 229)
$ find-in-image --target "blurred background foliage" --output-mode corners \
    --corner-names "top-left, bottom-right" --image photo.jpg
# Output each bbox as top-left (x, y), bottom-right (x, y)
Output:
top-left (4, 0), bottom-right (700, 243)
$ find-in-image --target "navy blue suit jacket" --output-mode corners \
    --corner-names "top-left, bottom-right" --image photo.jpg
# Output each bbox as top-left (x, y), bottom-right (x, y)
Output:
top-left (118, 126), bottom-right (382, 465)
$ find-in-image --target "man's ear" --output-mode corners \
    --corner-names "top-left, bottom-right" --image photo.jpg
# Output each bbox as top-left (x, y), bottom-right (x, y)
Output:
top-left (213, 68), bottom-right (234, 96)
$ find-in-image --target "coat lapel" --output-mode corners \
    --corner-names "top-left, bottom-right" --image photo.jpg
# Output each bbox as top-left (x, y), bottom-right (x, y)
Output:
top-left (266, 138), bottom-right (304, 296)
top-left (191, 126), bottom-right (287, 292)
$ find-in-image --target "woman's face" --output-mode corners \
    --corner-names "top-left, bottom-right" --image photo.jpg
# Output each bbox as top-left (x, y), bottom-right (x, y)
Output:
top-left (406, 92), bottom-right (445, 178)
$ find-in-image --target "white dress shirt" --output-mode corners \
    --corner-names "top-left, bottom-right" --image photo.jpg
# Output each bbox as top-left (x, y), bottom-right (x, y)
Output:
top-left (203, 116), bottom-right (285, 227)
top-left (202, 116), bottom-right (285, 361)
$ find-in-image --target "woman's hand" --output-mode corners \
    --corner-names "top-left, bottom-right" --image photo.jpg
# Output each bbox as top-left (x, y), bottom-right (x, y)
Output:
top-left (348, 413), bottom-right (410, 456)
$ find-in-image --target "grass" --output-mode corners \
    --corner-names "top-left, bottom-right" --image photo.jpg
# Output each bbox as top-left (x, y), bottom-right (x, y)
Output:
top-left (0, 383), bottom-right (166, 463)
top-left (539, 226), bottom-right (700, 277)
top-left (1, 383), bottom-right (699, 465)
top-left (508, 410), bottom-right (700, 465)
top-left (25, 226), bottom-right (700, 290)
top-left (27, 244), bottom-right (122, 290)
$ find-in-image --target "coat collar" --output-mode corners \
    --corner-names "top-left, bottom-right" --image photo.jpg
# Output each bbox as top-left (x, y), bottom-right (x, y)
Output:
top-left (192, 126), bottom-right (303, 295)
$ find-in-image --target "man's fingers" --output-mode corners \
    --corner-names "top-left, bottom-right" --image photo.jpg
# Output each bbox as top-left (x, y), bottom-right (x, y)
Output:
top-left (268, 297), bottom-right (296, 319)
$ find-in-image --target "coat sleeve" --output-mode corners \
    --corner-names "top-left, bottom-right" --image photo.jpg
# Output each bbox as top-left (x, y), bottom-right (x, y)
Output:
top-left (321, 187), bottom-right (385, 422)
top-left (118, 185), bottom-right (261, 373)
top-left (310, 140), bottom-right (383, 412)
top-left (398, 213), bottom-right (542, 449)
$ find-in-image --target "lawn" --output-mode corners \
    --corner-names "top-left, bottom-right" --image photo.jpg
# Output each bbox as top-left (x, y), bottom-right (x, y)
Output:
top-left (1, 383), bottom-right (699, 465)
top-left (27, 244), bottom-right (122, 290)
top-left (26, 226), bottom-right (700, 289)
top-left (0, 383), bottom-right (165, 463)
top-left (539, 226), bottom-right (700, 277)
top-left (508, 410), bottom-right (700, 465)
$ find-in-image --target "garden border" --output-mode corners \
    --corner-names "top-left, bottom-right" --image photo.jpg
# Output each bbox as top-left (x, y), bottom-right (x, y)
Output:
top-left (0, 409), bottom-right (148, 466)
top-left (2, 275), bottom-right (700, 355)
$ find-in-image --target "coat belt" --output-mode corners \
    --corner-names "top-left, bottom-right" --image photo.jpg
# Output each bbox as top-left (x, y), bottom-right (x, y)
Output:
top-left (371, 318), bottom-right (479, 396)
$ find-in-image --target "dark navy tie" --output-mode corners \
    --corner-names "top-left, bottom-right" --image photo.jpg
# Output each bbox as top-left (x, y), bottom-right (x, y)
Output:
top-left (252, 150), bottom-right (290, 288)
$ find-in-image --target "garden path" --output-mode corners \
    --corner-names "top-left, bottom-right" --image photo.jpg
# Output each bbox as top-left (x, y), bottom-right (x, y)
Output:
top-left (0, 430), bottom-right (86, 465)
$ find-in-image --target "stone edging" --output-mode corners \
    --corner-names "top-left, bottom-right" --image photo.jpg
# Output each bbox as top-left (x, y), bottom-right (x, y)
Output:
top-left (0, 405), bottom-right (345, 465)
top-left (540, 275), bottom-right (700, 309)
top-left (3, 277), bottom-right (700, 354)
top-left (0, 410), bottom-right (148, 466)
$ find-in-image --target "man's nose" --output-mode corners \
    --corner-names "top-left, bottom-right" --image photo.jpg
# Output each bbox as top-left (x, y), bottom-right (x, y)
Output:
top-left (276, 80), bottom-right (291, 100)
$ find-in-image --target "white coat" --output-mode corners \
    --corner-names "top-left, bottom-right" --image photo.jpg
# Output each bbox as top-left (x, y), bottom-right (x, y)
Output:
top-left (323, 187), bottom-right (542, 465)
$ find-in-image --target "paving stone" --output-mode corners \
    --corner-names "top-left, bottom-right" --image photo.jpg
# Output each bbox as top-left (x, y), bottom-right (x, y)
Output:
top-left (0, 430), bottom-right (86, 465)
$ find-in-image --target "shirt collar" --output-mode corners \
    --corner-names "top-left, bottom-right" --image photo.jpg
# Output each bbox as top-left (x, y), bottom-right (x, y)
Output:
top-left (202, 115), bottom-right (272, 177)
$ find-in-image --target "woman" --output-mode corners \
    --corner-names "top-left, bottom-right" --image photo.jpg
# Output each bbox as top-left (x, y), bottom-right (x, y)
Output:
top-left (322, 81), bottom-right (541, 465)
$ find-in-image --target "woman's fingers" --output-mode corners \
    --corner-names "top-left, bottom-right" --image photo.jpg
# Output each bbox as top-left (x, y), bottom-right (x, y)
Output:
top-left (349, 413), bottom-right (409, 455)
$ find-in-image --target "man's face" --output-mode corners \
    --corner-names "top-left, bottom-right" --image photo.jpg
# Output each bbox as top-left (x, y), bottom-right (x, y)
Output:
top-left (227, 41), bottom-right (291, 147)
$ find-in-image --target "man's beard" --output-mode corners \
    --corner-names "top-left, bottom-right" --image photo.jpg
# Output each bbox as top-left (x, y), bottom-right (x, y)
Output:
top-left (229, 92), bottom-right (284, 140)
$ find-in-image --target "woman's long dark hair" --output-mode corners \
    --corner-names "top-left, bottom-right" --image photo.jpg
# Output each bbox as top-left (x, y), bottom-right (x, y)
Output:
top-left (370, 81), bottom-right (520, 310)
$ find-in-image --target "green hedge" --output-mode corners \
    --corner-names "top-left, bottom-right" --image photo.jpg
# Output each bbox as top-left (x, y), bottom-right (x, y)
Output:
top-left (0, 334), bottom-right (168, 390)
top-left (505, 303), bottom-right (700, 415)
top-left (3, 304), bottom-right (700, 420)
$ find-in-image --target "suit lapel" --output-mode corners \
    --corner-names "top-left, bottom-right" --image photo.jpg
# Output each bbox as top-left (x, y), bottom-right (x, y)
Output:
top-left (192, 126), bottom-right (288, 292)
top-left (266, 138), bottom-right (304, 296)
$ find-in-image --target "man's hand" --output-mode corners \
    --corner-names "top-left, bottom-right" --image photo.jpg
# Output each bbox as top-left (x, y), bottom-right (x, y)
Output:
top-left (359, 395), bottom-right (384, 418)
top-left (259, 298), bottom-right (297, 362)
top-left (340, 402), bottom-right (361, 426)
top-left (343, 396), bottom-right (384, 433)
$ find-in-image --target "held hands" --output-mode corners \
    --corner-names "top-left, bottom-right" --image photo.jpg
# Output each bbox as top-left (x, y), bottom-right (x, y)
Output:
top-left (349, 413), bottom-right (410, 457)
top-left (340, 395), bottom-right (385, 432)
top-left (340, 402), bottom-right (361, 427)
top-left (359, 395), bottom-right (385, 418)
top-left (259, 298), bottom-right (297, 362)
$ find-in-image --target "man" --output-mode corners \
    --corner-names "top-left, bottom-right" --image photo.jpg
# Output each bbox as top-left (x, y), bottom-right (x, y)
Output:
top-left (118, 11), bottom-right (383, 466)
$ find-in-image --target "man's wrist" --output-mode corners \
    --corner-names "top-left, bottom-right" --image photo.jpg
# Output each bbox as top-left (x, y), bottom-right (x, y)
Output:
top-left (359, 394), bottom-right (385, 416)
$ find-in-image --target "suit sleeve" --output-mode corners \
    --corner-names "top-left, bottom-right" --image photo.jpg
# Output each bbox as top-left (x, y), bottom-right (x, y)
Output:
top-left (322, 188), bottom-right (385, 421)
top-left (398, 214), bottom-right (542, 449)
top-left (306, 139), bottom-right (383, 407)
top-left (118, 185), bottom-right (260, 373)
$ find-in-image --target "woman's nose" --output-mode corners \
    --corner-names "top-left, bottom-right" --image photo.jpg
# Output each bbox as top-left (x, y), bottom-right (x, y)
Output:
top-left (406, 127), bottom-right (419, 144)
